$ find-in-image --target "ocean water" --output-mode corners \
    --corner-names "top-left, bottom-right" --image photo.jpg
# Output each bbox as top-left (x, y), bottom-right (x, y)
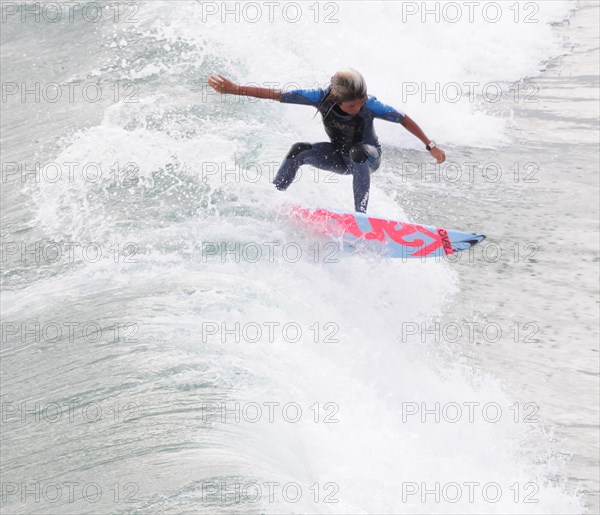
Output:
top-left (1, 1), bottom-right (598, 514)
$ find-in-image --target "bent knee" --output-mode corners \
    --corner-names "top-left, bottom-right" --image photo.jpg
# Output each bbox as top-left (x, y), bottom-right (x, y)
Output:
top-left (350, 144), bottom-right (381, 172)
top-left (349, 144), bottom-right (369, 164)
top-left (286, 142), bottom-right (312, 160)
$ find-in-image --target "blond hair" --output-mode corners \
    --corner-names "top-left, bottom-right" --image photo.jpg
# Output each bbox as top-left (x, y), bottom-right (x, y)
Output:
top-left (329, 68), bottom-right (367, 103)
top-left (315, 68), bottom-right (368, 119)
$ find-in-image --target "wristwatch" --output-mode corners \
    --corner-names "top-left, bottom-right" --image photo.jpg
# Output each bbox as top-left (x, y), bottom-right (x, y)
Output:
top-left (426, 140), bottom-right (437, 151)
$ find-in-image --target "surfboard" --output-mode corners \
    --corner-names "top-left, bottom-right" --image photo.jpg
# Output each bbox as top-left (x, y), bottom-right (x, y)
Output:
top-left (285, 205), bottom-right (485, 259)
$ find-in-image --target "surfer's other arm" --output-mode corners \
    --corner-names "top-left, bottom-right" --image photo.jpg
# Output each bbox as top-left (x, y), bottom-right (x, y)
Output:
top-left (207, 74), bottom-right (282, 100)
top-left (401, 115), bottom-right (446, 164)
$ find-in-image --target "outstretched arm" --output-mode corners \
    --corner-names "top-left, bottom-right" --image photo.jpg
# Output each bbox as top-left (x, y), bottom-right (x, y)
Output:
top-left (401, 115), bottom-right (446, 164)
top-left (207, 74), bottom-right (282, 101)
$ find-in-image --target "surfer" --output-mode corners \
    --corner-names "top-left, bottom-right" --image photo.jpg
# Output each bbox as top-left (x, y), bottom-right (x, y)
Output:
top-left (207, 69), bottom-right (446, 213)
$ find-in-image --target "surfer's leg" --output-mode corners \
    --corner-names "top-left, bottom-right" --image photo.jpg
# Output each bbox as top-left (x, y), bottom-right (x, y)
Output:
top-left (300, 142), bottom-right (349, 173)
top-left (348, 144), bottom-right (381, 212)
top-left (273, 142), bottom-right (346, 190)
top-left (273, 142), bottom-right (312, 190)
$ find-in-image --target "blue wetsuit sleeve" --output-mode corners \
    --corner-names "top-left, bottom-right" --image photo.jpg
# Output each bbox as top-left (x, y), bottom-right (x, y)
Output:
top-left (366, 96), bottom-right (406, 123)
top-left (280, 88), bottom-right (326, 107)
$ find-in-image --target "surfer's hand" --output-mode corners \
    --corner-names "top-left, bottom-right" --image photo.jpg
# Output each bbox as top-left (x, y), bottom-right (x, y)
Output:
top-left (430, 147), bottom-right (446, 164)
top-left (208, 74), bottom-right (238, 95)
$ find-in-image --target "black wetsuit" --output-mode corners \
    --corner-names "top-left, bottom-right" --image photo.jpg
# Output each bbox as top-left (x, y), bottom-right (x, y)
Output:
top-left (274, 86), bottom-right (406, 212)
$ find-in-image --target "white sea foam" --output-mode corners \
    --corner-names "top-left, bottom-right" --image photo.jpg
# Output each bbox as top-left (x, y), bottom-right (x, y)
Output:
top-left (8, 1), bottom-right (587, 513)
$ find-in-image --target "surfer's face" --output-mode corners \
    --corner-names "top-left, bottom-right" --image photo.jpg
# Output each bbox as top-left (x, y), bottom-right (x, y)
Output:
top-left (338, 97), bottom-right (366, 115)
